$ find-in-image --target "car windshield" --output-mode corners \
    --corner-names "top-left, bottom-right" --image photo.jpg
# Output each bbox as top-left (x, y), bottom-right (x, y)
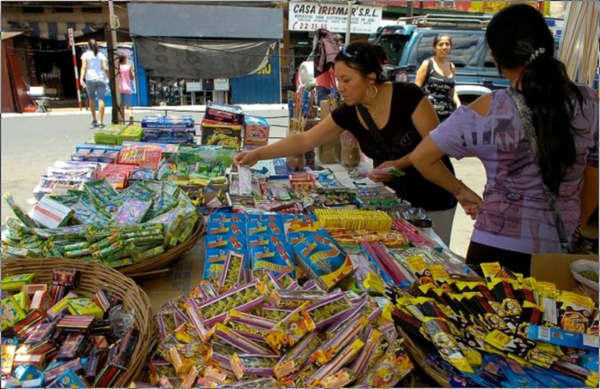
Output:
top-left (377, 35), bottom-right (411, 66)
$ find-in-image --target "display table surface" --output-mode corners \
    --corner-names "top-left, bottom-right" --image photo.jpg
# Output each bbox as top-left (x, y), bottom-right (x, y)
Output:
top-left (138, 161), bottom-right (450, 313)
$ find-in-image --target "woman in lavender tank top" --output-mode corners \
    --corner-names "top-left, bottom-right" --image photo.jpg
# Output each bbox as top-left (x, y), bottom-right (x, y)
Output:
top-left (410, 4), bottom-right (598, 276)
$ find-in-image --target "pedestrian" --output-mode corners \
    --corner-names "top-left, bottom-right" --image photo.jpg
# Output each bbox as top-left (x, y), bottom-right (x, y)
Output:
top-left (410, 4), bottom-right (598, 276)
top-left (414, 34), bottom-right (461, 122)
top-left (80, 39), bottom-right (109, 128)
top-left (315, 33), bottom-right (344, 104)
top-left (118, 53), bottom-right (135, 125)
top-left (235, 42), bottom-right (458, 245)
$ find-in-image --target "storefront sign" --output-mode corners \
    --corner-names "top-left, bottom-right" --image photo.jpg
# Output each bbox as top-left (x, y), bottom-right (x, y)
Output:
top-left (214, 79), bottom-right (230, 91)
top-left (289, 1), bottom-right (382, 34)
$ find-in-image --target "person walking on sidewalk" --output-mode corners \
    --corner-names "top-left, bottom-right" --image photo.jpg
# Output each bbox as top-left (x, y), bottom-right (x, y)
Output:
top-left (80, 39), bottom-right (109, 128)
top-left (118, 54), bottom-right (135, 125)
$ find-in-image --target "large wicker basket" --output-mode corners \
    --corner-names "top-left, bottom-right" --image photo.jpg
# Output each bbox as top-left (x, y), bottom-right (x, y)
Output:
top-left (2, 258), bottom-right (153, 387)
top-left (119, 217), bottom-right (206, 278)
top-left (397, 326), bottom-right (450, 387)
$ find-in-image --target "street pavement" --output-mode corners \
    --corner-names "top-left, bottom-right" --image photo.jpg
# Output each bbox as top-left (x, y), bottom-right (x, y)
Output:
top-left (1, 106), bottom-right (485, 257)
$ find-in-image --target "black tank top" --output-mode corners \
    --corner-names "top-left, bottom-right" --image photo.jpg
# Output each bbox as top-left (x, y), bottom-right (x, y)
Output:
top-left (422, 58), bottom-right (456, 122)
top-left (331, 82), bottom-right (457, 211)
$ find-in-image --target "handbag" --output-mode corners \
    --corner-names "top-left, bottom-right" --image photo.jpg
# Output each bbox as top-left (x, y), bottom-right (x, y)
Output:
top-left (422, 58), bottom-right (434, 87)
top-left (506, 87), bottom-right (589, 254)
top-left (356, 104), bottom-right (409, 200)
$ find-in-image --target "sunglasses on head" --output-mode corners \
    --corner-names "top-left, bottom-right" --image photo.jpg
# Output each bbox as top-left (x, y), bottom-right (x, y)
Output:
top-left (340, 45), bottom-right (359, 60)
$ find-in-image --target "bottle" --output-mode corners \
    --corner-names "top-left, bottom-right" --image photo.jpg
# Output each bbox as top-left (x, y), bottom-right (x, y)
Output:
top-left (340, 131), bottom-right (361, 167)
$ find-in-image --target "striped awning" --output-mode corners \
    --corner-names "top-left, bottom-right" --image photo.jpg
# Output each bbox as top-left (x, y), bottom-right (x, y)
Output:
top-left (7, 21), bottom-right (105, 41)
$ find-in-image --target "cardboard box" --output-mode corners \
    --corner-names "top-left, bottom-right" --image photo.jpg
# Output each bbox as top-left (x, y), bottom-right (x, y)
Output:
top-left (29, 197), bottom-right (73, 228)
top-left (292, 230), bottom-right (354, 291)
top-left (141, 115), bottom-right (195, 129)
top-left (530, 253), bottom-right (598, 291)
top-left (243, 115), bottom-right (270, 147)
top-left (201, 119), bottom-right (242, 149)
top-left (204, 103), bottom-right (244, 125)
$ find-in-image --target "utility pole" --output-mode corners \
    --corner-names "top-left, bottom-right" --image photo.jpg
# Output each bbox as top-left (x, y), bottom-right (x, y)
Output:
top-left (68, 28), bottom-right (82, 110)
top-left (345, 0), bottom-right (355, 46)
top-left (107, 0), bottom-right (121, 124)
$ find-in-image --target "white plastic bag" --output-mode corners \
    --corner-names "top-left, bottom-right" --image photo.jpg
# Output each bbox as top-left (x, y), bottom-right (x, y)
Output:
top-left (570, 259), bottom-right (599, 291)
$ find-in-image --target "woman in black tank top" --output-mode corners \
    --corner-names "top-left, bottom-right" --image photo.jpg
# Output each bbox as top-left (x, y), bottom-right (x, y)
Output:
top-left (234, 42), bottom-right (460, 245)
top-left (415, 34), bottom-right (462, 122)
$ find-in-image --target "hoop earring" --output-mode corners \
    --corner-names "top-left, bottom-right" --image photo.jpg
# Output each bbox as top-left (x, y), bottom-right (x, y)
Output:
top-left (366, 84), bottom-right (378, 99)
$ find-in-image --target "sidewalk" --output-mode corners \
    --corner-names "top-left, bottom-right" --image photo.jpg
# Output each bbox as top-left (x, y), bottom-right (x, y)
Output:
top-left (2, 104), bottom-right (289, 118)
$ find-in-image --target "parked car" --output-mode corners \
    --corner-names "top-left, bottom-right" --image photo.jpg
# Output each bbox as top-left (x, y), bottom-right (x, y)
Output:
top-left (374, 15), bottom-right (566, 104)
top-left (371, 16), bottom-right (503, 104)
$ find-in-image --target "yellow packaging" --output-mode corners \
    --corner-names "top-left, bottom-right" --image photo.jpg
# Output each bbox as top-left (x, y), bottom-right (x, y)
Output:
top-left (480, 262), bottom-right (501, 280)
top-left (169, 346), bottom-right (193, 374)
top-left (1, 344), bottom-right (16, 375)
top-left (12, 291), bottom-right (31, 313)
top-left (1, 296), bottom-right (27, 331)
top-left (2, 273), bottom-right (36, 292)
top-left (67, 298), bottom-right (104, 320)
top-left (264, 304), bottom-right (316, 354)
top-left (429, 264), bottom-right (450, 284)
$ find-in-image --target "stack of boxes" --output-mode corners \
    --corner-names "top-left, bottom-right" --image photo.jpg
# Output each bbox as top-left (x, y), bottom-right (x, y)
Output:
top-left (141, 115), bottom-right (196, 144)
top-left (200, 103), bottom-right (271, 151)
top-left (201, 104), bottom-right (244, 149)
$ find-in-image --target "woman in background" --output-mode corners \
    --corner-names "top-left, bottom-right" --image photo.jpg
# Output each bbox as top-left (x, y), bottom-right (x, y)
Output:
top-left (415, 34), bottom-right (461, 122)
top-left (118, 54), bottom-right (135, 125)
top-left (80, 39), bottom-right (109, 128)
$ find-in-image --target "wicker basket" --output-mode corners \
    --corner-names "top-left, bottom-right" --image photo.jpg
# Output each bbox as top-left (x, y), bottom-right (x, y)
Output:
top-left (2, 258), bottom-right (153, 387)
top-left (119, 217), bottom-right (206, 278)
top-left (398, 326), bottom-right (451, 387)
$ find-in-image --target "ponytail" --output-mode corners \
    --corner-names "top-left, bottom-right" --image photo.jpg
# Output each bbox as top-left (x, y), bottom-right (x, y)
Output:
top-left (519, 55), bottom-right (584, 193)
top-left (485, 4), bottom-right (585, 193)
top-left (88, 39), bottom-right (98, 57)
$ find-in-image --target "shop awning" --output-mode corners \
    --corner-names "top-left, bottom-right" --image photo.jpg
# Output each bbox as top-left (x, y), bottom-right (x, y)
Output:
top-left (7, 21), bottom-right (105, 40)
top-left (1, 31), bottom-right (25, 40)
top-left (132, 36), bottom-right (277, 79)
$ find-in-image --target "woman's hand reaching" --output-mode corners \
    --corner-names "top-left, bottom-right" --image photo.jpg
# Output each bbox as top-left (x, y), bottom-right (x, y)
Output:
top-left (368, 160), bottom-right (398, 182)
top-left (233, 149), bottom-right (260, 167)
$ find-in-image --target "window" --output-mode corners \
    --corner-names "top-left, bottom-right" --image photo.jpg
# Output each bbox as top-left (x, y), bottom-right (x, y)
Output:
top-left (23, 6), bottom-right (44, 13)
top-left (82, 6), bottom-right (103, 13)
top-left (483, 47), bottom-right (496, 68)
top-left (53, 7), bottom-right (73, 13)
top-left (441, 1), bottom-right (455, 10)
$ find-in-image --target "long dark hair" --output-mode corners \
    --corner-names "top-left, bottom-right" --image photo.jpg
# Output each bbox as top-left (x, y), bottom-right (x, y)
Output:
top-left (432, 34), bottom-right (452, 49)
top-left (486, 4), bottom-right (583, 193)
top-left (88, 39), bottom-right (99, 56)
top-left (335, 42), bottom-right (389, 84)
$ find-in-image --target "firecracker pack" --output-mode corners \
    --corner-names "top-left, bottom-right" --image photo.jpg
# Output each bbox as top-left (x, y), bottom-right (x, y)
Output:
top-left (145, 268), bottom-right (413, 388)
top-left (1, 269), bottom-right (139, 388)
top-left (391, 261), bottom-right (600, 388)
